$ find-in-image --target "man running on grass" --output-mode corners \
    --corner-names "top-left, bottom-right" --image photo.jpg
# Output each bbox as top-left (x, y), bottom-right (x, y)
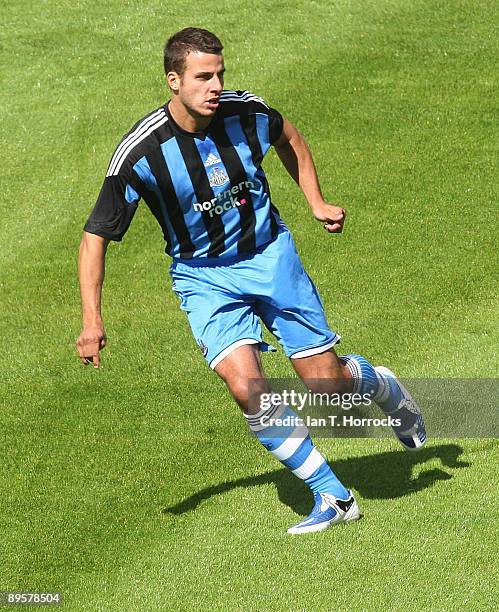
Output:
top-left (77, 27), bottom-right (426, 534)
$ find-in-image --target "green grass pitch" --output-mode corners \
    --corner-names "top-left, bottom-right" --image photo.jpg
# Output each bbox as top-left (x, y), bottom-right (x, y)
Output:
top-left (1, 0), bottom-right (498, 609)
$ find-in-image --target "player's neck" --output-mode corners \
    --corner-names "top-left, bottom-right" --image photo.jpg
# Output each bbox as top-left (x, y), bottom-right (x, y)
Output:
top-left (168, 99), bottom-right (212, 133)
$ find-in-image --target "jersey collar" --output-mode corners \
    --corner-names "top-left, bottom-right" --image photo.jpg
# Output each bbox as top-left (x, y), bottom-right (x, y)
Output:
top-left (164, 102), bottom-right (217, 141)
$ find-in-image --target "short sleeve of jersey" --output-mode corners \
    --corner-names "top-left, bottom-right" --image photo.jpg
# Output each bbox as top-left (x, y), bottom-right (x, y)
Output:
top-left (222, 90), bottom-right (284, 145)
top-left (84, 171), bottom-right (140, 242)
top-left (268, 106), bottom-right (284, 144)
top-left (250, 94), bottom-right (284, 144)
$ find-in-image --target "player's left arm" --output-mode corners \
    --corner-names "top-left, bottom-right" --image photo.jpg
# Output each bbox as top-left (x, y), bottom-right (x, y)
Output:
top-left (273, 118), bottom-right (345, 233)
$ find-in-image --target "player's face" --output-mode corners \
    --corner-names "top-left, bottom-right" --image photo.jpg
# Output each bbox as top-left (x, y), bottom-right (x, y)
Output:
top-left (169, 52), bottom-right (225, 122)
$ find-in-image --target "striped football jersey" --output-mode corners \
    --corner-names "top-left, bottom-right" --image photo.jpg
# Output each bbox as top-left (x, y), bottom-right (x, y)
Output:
top-left (84, 90), bottom-right (284, 260)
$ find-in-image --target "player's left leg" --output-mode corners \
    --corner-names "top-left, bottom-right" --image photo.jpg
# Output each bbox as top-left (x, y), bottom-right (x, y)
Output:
top-left (291, 348), bottom-right (426, 451)
top-left (253, 229), bottom-right (426, 452)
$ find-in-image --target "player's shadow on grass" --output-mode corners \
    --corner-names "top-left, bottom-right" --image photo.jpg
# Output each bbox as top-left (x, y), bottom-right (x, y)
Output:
top-left (163, 443), bottom-right (470, 517)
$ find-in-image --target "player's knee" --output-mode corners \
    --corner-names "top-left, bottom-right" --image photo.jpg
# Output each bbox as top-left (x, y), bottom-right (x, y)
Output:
top-left (306, 376), bottom-right (350, 396)
top-left (223, 377), bottom-right (250, 410)
top-left (292, 350), bottom-right (353, 395)
top-left (226, 377), bottom-right (249, 405)
top-left (222, 373), bottom-right (269, 411)
top-left (214, 344), bottom-right (269, 409)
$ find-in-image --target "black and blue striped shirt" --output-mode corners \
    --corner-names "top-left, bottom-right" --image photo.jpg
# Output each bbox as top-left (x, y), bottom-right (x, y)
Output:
top-left (84, 90), bottom-right (284, 260)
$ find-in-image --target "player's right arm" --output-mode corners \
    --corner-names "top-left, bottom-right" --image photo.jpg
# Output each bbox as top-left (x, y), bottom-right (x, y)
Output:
top-left (77, 132), bottom-right (143, 367)
top-left (76, 232), bottom-right (109, 368)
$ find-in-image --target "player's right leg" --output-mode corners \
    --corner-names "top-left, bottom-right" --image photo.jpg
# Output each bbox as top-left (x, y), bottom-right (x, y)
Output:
top-left (214, 344), bottom-right (359, 534)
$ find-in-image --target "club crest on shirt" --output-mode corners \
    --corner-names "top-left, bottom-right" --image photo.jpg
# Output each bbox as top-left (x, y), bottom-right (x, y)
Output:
top-left (204, 153), bottom-right (221, 167)
top-left (208, 167), bottom-right (229, 187)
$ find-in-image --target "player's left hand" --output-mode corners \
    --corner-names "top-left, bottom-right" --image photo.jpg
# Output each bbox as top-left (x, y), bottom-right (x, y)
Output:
top-left (312, 202), bottom-right (346, 233)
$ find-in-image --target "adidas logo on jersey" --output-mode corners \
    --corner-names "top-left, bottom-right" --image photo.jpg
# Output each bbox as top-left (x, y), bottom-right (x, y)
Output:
top-left (204, 153), bottom-right (221, 167)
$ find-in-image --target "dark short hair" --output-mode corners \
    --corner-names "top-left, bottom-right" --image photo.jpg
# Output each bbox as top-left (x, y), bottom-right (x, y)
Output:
top-left (164, 27), bottom-right (223, 76)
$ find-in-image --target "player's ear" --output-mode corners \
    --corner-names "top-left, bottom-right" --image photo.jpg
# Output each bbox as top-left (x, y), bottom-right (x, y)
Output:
top-left (167, 71), bottom-right (180, 92)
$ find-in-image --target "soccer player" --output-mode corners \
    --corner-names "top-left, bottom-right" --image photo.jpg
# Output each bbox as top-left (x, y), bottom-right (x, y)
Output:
top-left (77, 28), bottom-right (426, 534)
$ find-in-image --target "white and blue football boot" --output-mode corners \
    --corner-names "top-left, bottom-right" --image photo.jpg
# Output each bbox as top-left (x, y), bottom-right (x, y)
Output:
top-left (375, 366), bottom-right (427, 451)
top-left (287, 490), bottom-right (360, 535)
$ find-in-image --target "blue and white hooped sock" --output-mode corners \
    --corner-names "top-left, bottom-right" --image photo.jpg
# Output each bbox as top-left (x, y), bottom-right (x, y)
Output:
top-left (245, 403), bottom-right (349, 499)
top-left (340, 353), bottom-right (404, 414)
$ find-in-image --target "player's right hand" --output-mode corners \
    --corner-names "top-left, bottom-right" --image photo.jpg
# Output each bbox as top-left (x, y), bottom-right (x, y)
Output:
top-left (76, 326), bottom-right (107, 368)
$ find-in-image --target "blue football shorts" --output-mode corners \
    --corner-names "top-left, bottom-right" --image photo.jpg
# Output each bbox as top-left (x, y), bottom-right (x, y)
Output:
top-left (169, 225), bottom-right (340, 369)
